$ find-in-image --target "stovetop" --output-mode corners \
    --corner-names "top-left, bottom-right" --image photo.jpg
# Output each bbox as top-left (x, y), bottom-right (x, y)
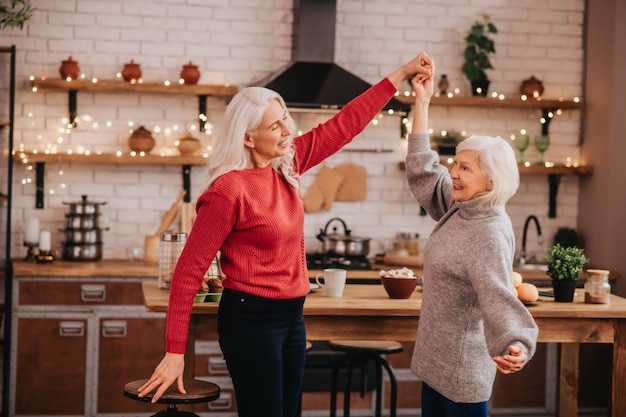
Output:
top-left (306, 252), bottom-right (373, 270)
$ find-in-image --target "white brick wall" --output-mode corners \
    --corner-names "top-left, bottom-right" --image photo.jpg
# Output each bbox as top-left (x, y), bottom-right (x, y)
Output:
top-left (0, 0), bottom-right (585, 262)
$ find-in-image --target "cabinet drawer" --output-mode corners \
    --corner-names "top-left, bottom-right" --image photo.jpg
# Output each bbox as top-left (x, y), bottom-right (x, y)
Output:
top-left (18, 280), bottom-right (146, 306)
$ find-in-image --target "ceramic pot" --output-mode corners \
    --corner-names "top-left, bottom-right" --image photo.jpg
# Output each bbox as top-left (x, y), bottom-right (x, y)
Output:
top-left (59, 56), bottom-right (80, 80)
top-left (177, 133), bottom-right (202, 155)
top-left (180, 61), bottom-right (201, 85)
top-left (552, 279), bottom-right (577, 302)
top-left (122, 60), bottom-right (142, 82)
top-left (128, 126), bottom-right (155, 153)
top-left (471, 78), bottom-right (490, 96)
top-left (520, 76), bottom-right (544, 97)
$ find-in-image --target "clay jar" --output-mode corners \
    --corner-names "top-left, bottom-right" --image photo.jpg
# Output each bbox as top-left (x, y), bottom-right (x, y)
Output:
top-left (176, 133), bottom-right (202, 155)
top-left (122, 60), bottom-right (142, 83)
top-left (59, 56), bottom-right (80, 80)
top-left (180, 61), bottom-right (201, 85)
top-left (128, 126), bottom-right (155, 153)
top-left (520, 76), bottom-right (545, 97)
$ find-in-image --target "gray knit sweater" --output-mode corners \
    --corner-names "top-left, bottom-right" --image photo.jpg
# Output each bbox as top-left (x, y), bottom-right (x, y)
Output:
top-left (406, 133), bottom-right (538, 403)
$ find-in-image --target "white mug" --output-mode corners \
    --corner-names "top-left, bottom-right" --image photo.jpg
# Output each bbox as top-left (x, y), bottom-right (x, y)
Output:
top-left (315, 268), bottom-right (347, 297)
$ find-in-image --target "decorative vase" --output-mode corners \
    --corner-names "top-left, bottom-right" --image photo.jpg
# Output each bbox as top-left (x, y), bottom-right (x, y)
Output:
top-left (176, 133), bottom-right (202, 155)
top-left (552, 279), bottom-right (577, 302)
top-left (180, 61), bottom-right (201, 85)
top-left (128, 126), bottom-right (155, 153)
top-left (122, 60), bottom-right (142, 83)
top-left (59, 56), bottom-right (80, 80)
top-left (520, 76), bottom-right (544, 98)
top-left (438, 74), bottom-right (449, 95)
top-left (470, 78), bottom-right (490, 96)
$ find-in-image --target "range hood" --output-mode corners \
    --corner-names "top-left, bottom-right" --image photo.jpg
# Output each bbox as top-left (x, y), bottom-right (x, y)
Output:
top-left (258, 0), bottom-right (410, 114)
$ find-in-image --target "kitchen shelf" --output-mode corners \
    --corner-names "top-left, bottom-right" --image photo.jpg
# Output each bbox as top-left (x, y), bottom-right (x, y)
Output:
top-left (14, 151), bottom-right (208, 208)
top-left (30, 77), bottom-right (238, 130)
top-left (395, 94), bottom-right (582, 110)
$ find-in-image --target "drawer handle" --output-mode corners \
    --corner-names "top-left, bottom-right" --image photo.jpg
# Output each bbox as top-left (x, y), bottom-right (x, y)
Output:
top-left (59, 321), bottom-right (85, 337)
top-left (207, 392), bottom-right (231, 410)
top-left (208, 357), bottom-right (229, 375)
top-left (101, 320), bottom-right (127, 338)
top-left (81, 284), bottom-right (106, 302)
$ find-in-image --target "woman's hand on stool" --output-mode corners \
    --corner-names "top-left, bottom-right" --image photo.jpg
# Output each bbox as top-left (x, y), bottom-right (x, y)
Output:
top-left (138, 352), bottom-right (186, 403)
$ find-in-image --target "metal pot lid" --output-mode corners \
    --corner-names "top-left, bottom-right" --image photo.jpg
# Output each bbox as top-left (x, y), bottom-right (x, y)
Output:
top-left (62, 194), bottom-right (107, 206)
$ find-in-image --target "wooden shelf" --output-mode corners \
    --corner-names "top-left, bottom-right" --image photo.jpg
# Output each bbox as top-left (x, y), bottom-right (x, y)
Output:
top-left (31, 78), bottom-right (238, 97)
top-left (13, 151), bottom-right (209, 166)
top-left (0, 121), bottom-right (9, 128)
top-left (398, 159), bottom-right (591, 175)
top-left (395, 94), bottom-right (582, 110)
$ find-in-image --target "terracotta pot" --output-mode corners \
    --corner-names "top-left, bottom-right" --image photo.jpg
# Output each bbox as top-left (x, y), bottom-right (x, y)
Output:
top-left (128, 126), bottom-right (155, 153)
top-left (520, 76), bottom-right (544, 97)
top-left (122, 60), bottom-right (142, 82)
top-left (59, 56), bottom-right (80, 80)
top-left (177, 133), bottom-right (202, 155)
top-left (180, 61), bottom-right (201, 85)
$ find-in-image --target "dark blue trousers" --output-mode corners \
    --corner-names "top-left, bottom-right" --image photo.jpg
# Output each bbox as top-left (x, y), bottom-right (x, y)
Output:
top-left (422, 382), bottom-right (488, 417)
top-left (217, 288), bottom-right (307, 417)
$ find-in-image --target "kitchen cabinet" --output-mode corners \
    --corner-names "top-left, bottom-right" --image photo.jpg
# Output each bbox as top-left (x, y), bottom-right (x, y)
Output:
top-left (396, 94), bottom-right (590, 218)
top-left (21, 78), bottom-right (238, 208)
top-left (10, 267), bottom-right (167, 416)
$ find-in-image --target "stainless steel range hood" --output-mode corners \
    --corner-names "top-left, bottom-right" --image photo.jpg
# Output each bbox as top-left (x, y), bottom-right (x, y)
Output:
top-left (258, 0), bottom-right (410, 114)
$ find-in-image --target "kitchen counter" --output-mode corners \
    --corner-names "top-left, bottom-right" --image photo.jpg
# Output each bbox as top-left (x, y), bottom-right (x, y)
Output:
top-left (142, 281), bottom-right (626, 417)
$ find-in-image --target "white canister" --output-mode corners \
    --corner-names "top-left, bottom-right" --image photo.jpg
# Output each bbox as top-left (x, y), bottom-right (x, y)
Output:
top-left (158, 232), bottom-right (187, 289)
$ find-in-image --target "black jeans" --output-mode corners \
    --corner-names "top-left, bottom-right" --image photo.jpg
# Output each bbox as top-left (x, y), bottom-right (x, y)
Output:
top-left (217, 288), bottom-right (307, 417)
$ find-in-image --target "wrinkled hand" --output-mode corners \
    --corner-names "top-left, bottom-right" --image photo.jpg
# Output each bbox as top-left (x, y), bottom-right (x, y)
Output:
top-left (493, 345), bottom-right (527, 374)
top-left (387, 52), bottom-right (434, 89)
top-left (138, 352), bottom-right (186, 403)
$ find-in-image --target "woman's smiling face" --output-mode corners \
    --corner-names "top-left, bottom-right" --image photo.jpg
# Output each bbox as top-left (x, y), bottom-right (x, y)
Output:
top-left (449, 149), bottom-right (493, 201)
top-left (244, 99), bottom-right (292, 168)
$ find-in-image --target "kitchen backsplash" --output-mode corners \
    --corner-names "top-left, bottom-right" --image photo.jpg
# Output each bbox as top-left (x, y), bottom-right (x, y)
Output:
top-left (1, 0), bottom-right (585, 264)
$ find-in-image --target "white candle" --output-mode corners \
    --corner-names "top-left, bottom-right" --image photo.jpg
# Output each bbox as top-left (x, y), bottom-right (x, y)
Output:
top-left (39, 231), bottom-right (51, 251)
top-left (25, 218), bottom-right (39, 243)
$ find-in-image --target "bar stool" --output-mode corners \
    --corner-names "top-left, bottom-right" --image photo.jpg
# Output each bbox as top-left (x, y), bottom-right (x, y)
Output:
top-left (124, 378), bottom-right (220, 416)
top-left (329, 340), bottom-right (403, 417)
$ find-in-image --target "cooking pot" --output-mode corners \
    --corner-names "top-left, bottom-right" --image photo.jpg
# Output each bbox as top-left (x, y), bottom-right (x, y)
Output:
top-left (60, 227), bottom-right (109, 244)
top-left (66, 213), bottom-right (101, 229)
top-left (316, 217), bottom-right (371, 256)
top-left (62, 242), bottom-right (103, 261)
top-left (63, 195), bottom-right (107, 214)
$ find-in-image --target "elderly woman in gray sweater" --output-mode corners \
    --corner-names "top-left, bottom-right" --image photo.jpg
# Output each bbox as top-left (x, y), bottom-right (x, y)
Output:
top-left (405, 66), bottom-right (538, 416)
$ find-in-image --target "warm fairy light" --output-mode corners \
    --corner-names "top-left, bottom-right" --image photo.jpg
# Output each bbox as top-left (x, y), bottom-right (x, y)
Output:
top-left (128, 121), bottom-right (135, 127)
top-left (91, 78), bottom-right (98, 83)
top-left (491, 92), bottom-right (498, 98)
top-left (65, 77), bottom-right (72, 82)
top-left (523, 161), bottom-right (531, 167)
top-left (475, 87), bottom-right (482, 95)
top-left (164, 80), bottom-right (171, 86)
top-left (372, 119), bottom-right (379, 125)
top-left (573, 97), bottom-right (580, 103)
top-left (31, 86), bottom-right (38, 92)
top-left (498, 94), bottom-right (505, 100)
top-left (178, 79), bottom-right (185, 84)
top-left (106, 121), bottom-right (112, 127)
top-left (116, 151), bottom-right (122, 156)
top-left (116, 73), bottom-right (122, 78)
top-left (80, 74), bottom-right (86, 79)
top-left (387, 109), bottom-right (395, 115)
top-left (29, 75), bottom-right (34, 81)
top-left (521, 95), bottom-right (528, 101)
top-left (565, 157), bottom-right (573, 167)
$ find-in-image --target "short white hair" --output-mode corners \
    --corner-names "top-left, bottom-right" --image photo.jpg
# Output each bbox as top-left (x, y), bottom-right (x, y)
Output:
top-left (456, 135), bottom-right (519, 207)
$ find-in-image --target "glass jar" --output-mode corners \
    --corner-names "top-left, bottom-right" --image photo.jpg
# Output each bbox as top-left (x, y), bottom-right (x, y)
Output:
top-left (584, 269), bottom-right (611, 304)
top-left (158, 232), bottom-right (187, 289)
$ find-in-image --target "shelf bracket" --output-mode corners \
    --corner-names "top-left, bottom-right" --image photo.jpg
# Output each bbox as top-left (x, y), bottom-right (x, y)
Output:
top-left (548, 173), bottom-right (562, 218)
top-left (68, 90), bottom-right (78, 127)
top-left (540, 107), bottom-right (557, 135)
top-left (36, 162), bottom-right (45, 209)
top-left (198, 95), bottom-right (207, 132)
top-left (182, 165), bottom-right (191, 203)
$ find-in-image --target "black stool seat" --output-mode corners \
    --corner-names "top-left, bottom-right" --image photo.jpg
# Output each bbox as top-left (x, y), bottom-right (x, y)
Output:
top-left (329, 340), bottom-right (404, 417)
top-left (124, 378), bottom-right (220, 417)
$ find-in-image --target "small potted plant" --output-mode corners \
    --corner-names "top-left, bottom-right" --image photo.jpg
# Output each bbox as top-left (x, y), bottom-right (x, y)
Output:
top-left (0, 0), bottom-right (34, 31)
top-left (545, 243), bottom-right (588, 302)
top-left (430, 130), bottom-right (466, 155)
top-left (461, 14), bottom-right (497, 96)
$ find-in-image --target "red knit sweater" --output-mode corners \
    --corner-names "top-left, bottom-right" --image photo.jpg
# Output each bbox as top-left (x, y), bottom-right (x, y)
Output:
top-left (165, 78), bottom-right (398, 353)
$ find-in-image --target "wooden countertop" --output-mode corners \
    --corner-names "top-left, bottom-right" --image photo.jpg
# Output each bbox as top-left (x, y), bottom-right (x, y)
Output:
top-left (12, 259), bottom-right (616, 283)
top-left (142, 280), bottom-right (626, 319)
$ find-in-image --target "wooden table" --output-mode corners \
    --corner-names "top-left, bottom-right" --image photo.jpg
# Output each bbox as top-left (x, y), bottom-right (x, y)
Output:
top-left (142, 281), bottom-right (626, 417)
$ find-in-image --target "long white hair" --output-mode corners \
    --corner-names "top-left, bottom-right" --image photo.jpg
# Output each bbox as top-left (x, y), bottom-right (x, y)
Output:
top-left (456, 135), bottom-right (519, 207)
top-left (202, 87), bottom-right (298, 192)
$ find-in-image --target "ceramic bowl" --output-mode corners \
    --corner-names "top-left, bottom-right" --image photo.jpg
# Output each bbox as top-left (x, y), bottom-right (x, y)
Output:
top-left (204, 293), bottom-right (222, 302)
top-left (193, 293), bottom-right (207, 303)
top-left (381, 276), bottom-right (418, 299)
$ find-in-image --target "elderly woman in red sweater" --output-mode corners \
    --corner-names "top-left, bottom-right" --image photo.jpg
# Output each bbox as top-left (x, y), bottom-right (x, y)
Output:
top-left (139, 52), bottom-right (433, 417)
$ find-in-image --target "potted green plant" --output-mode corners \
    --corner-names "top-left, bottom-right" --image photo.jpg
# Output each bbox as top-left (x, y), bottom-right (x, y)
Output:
top-left (0, 0), bottom-right (34, 31)
top-left (461, 14), bottom-right (497, 96)
top-left (545, 243), bottom-right (588, 302)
